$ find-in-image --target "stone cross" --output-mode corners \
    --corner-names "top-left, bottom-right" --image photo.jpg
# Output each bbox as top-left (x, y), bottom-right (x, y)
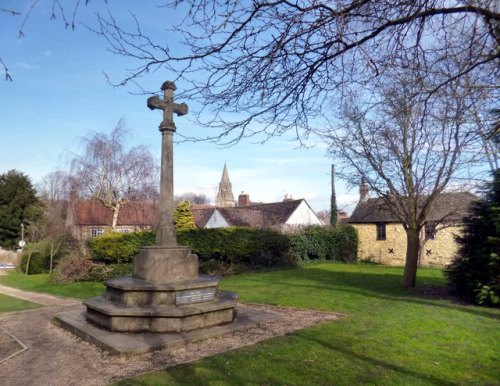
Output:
top-left (147, 81), bottom-right (188, 246)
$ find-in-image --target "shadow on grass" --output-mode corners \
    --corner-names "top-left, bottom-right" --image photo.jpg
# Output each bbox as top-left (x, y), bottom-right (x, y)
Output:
top-left (232, 267), bottom-right (500, 321)
top-left (301, 334), bottom-right (456, 386)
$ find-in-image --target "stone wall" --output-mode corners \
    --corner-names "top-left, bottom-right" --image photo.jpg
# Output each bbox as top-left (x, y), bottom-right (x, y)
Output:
top-left (0, 248), bottom-right (20, 265)
top-left (73, 225), bottom-right (152, 240)
top-left (353, 223), bottom-right (461, 267)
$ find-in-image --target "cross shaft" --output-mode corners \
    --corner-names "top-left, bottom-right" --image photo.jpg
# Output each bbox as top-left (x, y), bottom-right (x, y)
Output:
top-left (147, 81), bottom-right (189, 246)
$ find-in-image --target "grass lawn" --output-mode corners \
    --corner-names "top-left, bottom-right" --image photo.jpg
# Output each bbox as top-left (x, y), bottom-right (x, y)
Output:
top-left (1, 264), bottom-right (498, 385)
top-left (117, 263), bottom-right (500, 386)
top-left (0, 271), bottom-right (104, 299)
top-left (0, 293), bottom-right (41, 313)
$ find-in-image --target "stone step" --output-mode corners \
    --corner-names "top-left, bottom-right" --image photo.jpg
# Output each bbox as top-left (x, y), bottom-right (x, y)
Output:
top-left (84, 290), bottom-right (237, 317)
top-left (84, 291), bottom-right (238, 333)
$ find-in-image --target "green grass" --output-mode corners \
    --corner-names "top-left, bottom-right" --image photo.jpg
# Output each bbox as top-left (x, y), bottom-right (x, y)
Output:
top-left (116, 263), bottom-right (500, 386)
top-left (0, 271), bottom-right (104, 299)
top-left (1, 264), bottom-right (498, 385)
top-left (0, 293), bottom-right (41, 313)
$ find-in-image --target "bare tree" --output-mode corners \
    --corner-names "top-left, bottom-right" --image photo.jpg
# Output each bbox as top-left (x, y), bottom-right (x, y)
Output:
top-left (327, 67), bottom-right (484, 287)
top-left (92, 1), bottom-right (499, 144)
top-left (37, 171), bottom-right (70, 202)
top-left (70, 120), bottom-right (159, 228)
top-left (175, 192), bottom-right (210, 205)
top-left (1, 1), bottom-right (104, 81)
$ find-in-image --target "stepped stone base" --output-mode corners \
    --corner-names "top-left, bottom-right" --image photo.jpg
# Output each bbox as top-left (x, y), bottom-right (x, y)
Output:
top-left (54, 245), bottom-right (245, 352)
top-left (84, 290), bottom-right (237, 332)
top-left (54, 305), bottom-right (279, 356)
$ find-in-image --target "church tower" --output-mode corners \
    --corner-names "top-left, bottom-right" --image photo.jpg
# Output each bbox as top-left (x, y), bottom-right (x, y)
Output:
top-left (216, 162), bottom-right (235, 207)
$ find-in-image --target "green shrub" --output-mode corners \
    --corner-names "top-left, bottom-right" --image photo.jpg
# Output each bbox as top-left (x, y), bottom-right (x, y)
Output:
top-left (288, 225), bottom-right (358, 262)
top-left (90, 231), bottom-right (155, 264)
top-left (445, 170), bottom-right (500, 307)
top-left (20, 240), bottom-right (59, 274)
top-left (331, 225), bottom-right (359, 262)
top-left (177, 227), bottom-right (295, 272)
top-left (174, 201), bottom-right (196, 231)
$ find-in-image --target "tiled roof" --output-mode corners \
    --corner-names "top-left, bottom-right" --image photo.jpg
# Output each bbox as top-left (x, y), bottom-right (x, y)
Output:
top-left (191, 207), bottom-right (215, 228)
top-left (192, 199), bottom-right (304, 228)
top-left (347, 192), bottom-right (477, 224)
top-left (71, 200), bottom-right (158, 226)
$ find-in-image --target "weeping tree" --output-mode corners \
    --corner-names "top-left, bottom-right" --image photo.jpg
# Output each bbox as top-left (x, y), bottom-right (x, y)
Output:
top-left (70, 120), bottom-right (159, 229)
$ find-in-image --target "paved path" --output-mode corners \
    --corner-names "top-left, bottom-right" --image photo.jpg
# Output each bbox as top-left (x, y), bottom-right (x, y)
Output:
top-left (0, 284), bottom-right (80, 307)
top-left (0, 283), bottom-right (343, 386)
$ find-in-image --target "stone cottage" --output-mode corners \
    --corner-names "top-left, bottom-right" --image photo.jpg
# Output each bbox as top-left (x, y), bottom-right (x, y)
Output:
top-left (67, 195), bottom-right (157, 240)
top-left (347, 182), bottom-right (477, 266)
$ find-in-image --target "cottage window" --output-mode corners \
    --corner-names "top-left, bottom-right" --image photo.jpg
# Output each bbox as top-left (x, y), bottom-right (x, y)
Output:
top-left (90, 228), bottom-right (104, 238)
top-left (116, 228), bottom-right (130, 233)
top-left (376, 223), bottom-right (386, 240)
top-left (425, 222), bottom-right (436, 240)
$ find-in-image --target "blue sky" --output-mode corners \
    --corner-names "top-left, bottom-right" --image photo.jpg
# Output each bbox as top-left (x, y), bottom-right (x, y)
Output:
top-left (0, 1), bottom-right (359, 213)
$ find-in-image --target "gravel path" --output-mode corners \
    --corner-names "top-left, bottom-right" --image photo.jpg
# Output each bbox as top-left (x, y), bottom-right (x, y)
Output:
top-left (0, 287), bottom-right (344, 386)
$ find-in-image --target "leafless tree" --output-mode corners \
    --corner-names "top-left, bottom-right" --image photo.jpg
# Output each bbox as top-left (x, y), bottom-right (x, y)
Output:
top-left (90, 1), bottom-right (499, 144)
top-left (69, 120), bottom-right (159, 228)
top-left (1, 0), bottom-right (105, 81)
top-left (327, 66), bottom-right (485, 287)
top-left (175, 192), bottom-right (210, 205)
top-left (37, 170), bottom-right (70, 202)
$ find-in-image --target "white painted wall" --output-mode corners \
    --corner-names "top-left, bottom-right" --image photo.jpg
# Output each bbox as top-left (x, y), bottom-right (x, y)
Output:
top-left (205, 209), bottom-right (230, 228)
top-left (286, 200), bottom-right (324, 226)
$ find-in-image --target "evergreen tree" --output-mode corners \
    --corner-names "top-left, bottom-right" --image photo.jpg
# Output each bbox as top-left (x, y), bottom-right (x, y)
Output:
top-left (330, 165), bottom-right (338, 226)
top-left (0, 170), bottom-right (44, 249)
top-left (173, 201), bottom-right (196, 231)
top-left (445, 169), bottom-right (500, 306)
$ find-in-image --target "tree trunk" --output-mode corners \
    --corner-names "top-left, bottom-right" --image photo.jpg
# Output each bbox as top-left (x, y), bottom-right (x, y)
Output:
top-left (111, 204), bottom-right (120, 228)
top-left (403, 228), bottom-right (420, 288)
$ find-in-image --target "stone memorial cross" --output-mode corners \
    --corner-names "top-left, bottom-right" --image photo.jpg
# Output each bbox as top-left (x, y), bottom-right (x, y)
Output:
top-left (147, 81), bottom-right (188, 246)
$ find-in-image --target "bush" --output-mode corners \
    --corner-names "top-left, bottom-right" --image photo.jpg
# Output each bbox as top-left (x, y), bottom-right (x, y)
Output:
top-left (288, 225), bottom-right (358, 262)
top-left (19, 240), bottom-right (55, 274)
top-left (54, 246), bottom-right (93, 282)
top-left (84, 263), bottom-right (133, 282)
top-left (445, 170), bottom-right (500, 307)
top-left (90, 231), bottom-right (155, 264)
top-left (177, 227), bottom-right (296, 273)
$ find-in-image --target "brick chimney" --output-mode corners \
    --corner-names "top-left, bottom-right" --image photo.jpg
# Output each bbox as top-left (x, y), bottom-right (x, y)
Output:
top-left (238, 191), bottom-right (250, 206)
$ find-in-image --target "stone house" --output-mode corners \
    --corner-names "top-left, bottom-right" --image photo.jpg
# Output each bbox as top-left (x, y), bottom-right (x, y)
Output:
top-left (347, 183), bottom-right (477, 266)
top-left (67, 198), bottom-right (157, 240)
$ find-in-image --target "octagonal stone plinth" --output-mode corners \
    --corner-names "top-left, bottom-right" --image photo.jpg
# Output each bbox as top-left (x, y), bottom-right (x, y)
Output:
top-left (84, 290), bottom-right (238, 332)
top-left (104, 276), bottom-right (220, 307)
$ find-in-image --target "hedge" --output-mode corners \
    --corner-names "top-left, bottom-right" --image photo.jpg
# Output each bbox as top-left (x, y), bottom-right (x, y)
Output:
top-left (90, 231), bottom-right (155, 264)
top-left (288, 225), bottom-right (358, 262)
top-left (87, 225), bottom-right (358, 274)
top-left (177, 227), bottom-right (295, 270)
top-left (19, 240), bottom-right (58, 274)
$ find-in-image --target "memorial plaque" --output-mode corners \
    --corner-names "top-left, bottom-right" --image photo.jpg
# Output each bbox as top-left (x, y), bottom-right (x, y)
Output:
top-left (176, 288), bottom-right (216, 305)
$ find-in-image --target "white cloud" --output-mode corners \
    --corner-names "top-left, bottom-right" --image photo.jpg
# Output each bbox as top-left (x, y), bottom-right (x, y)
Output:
top-left (17, 62), bottom-right (39, 70)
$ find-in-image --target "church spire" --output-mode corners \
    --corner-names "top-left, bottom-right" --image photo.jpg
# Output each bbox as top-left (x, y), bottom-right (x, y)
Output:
top-left (216, 162), bottom-right (235, 207)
